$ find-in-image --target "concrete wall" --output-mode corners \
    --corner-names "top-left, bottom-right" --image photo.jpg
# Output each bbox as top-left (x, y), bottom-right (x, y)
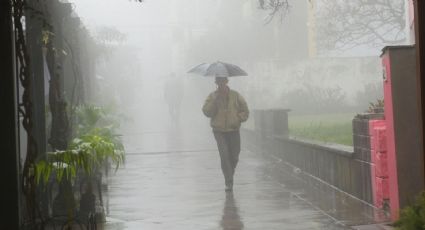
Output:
top-left (244, 109), bottom-right (374, 205)
top-left (245, 98), bottom-right (425, 220)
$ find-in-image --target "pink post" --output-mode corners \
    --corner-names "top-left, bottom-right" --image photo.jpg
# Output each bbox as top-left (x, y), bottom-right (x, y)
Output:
top-left (381, 52), bottom-right (400, 220)
top-left (369, 120), bottom-right (389, 218)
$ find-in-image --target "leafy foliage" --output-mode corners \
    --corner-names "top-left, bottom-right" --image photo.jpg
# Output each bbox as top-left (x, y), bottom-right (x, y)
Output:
top-left (74, 104), bottom-right (124, 142)
top-left (36, 105), bottom-right (125, 185)
top-left (35, 132), bottom-right (125, 185)
top-left (95, 26), bottom-right (127, 44)
top-left (74, 105), bottom-right (106, 135)
top-left (366, 99), bottom-right (384, 113)
top-left (282, 84), bottom-right (348, 114)
top-left (393, 191), bottom-right (425, 230)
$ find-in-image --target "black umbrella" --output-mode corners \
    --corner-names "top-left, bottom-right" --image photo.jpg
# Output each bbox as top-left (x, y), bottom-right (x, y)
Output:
top-left (187, 61), bottom-right (248, 77)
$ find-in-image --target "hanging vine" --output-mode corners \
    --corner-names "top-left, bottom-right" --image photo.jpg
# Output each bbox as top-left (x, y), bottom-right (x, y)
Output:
top-left (12, 0), bottom-right (41, 228)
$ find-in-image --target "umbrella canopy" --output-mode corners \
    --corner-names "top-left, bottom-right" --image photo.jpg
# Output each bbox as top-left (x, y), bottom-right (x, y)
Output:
top-left (187, 61), bottom-right (248, 77)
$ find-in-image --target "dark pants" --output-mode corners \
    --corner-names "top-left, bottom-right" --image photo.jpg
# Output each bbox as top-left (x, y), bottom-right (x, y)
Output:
top-left (213, 131), bottom-right (241, 187)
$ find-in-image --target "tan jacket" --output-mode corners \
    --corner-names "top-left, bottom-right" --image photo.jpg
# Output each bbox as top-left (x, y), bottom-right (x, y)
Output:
top-left (202, 89), bottom-right (249, 132)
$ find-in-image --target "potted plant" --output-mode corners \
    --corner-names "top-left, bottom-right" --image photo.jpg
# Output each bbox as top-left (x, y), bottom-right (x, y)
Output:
top-left (35, 104), bottom-right (125, 224)
top-left (367, 99), bottom-right (384, 114)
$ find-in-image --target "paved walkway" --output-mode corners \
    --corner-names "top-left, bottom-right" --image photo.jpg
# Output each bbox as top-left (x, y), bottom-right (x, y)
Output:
top-left (100, 114), bottom-right (353, 229)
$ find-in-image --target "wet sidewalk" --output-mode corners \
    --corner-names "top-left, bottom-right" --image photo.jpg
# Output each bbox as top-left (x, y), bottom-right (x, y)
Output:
top-left (99, 118), bottom-right (355, 230)
top-left (89, 99), bottom-right (397, 230)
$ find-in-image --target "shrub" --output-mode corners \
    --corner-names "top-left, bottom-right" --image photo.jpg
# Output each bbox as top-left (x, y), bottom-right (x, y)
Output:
top-left (393, 191), bottom-right (425, 230)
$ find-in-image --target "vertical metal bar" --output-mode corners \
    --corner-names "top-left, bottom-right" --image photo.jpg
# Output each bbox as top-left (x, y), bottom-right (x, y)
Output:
top-left (0, 0), bottom-right (21, 228)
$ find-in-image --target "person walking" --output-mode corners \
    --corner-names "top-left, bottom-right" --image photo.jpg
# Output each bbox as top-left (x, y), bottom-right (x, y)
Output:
top-left (202, 77), bottom-right (249, 192)
top-left (164, 73), bottom-right (184, 124)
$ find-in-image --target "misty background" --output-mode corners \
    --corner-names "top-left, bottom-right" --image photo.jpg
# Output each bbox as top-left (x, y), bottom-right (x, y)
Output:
top-left (69, 0), bottom-right (410, 134)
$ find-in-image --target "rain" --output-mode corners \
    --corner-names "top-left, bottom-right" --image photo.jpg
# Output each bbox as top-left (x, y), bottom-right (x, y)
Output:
top-left (1, 0), bottom-right (423, 229)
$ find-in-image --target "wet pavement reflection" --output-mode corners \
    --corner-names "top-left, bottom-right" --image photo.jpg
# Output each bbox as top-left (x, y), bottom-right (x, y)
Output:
top-left (262, 155), bottom-right (390, 227)
top-left (98, 116), bottom-right (384, 229)
top-left (221, 193), bottom-right (243, 230)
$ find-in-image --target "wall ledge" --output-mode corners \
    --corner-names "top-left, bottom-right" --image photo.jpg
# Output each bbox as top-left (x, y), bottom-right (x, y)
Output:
top-left (274, 135), bottom-right (354, 157)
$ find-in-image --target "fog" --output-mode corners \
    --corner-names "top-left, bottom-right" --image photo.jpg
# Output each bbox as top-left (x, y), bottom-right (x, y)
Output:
top-left (10, 1), bottom-right (414, 228)
top-left (69, 0), bottom-right (408, 132)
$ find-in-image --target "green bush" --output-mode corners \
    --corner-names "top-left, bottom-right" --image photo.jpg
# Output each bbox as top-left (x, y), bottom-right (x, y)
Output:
top-left (35, 104), bottom-right (125, 185)
top-left (35, 131), bottom-right (125, 185)
top-left (394, 191), bottom-right (425, 230)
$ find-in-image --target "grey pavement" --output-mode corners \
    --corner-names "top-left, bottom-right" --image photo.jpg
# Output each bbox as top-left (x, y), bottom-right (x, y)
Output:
top-left (94, 99), bottom-right (392, 230)
top-left (99, 114), bottom-right (354, 230)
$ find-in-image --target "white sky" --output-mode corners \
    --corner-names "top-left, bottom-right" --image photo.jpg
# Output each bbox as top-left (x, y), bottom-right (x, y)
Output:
top-left (72, 0), bottom-right (166, 29)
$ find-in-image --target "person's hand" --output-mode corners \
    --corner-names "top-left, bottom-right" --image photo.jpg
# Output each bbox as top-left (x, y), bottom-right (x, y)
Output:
top-left (216, 85), bottom-right (229, 97)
